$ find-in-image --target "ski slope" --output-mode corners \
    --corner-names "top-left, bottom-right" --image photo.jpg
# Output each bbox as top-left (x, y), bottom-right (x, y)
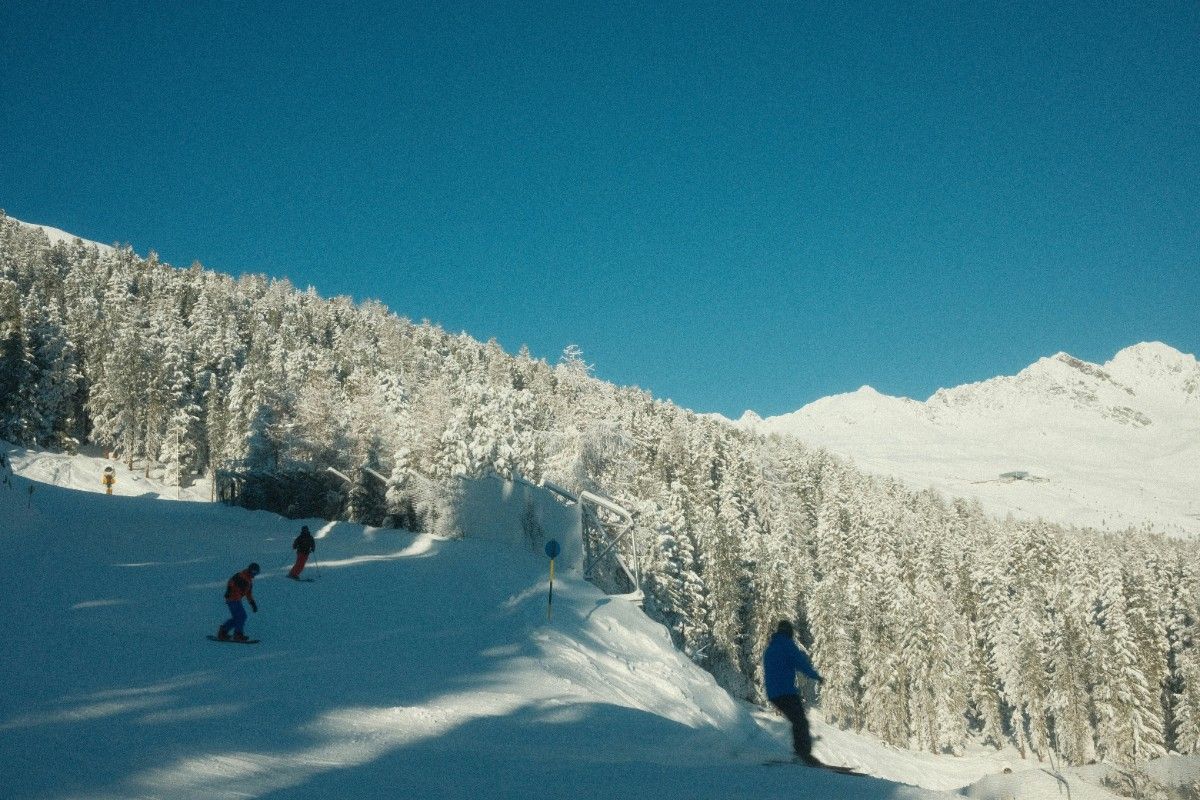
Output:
top-left (2, 443), bottom-right (1197, 799)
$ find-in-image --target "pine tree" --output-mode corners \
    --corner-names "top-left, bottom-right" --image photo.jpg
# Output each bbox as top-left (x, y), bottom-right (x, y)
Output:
top-left (1046, 584), bottom-right (1096, 764)
top-left (1164, 554), bottom-right (1200, 754)
top-left (157, 329), bottom-right (202, 484)
top-left (1093, 560), bottom-right (1167, 765)
top-left (858, 550), bottom-right (910, 745)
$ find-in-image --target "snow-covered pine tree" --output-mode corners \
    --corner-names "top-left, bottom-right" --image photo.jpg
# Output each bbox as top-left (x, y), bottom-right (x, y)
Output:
top-left (0, 278), bottom-right (25, 439)
top-left (1093, 559), bottom-right (1168, 766)
top-left (857, 576), bottom-right (910, 744)
top-left (1162, 552), bottom-right (1200, 754)
top-left (1046, 582), bottom-right (1097, 764)
top-left (159, 352), bottom-right (204, 485)
top-left (807, 470), bottom-right (863, 728)
top-left (1, 213), bottom-right (1196, 769)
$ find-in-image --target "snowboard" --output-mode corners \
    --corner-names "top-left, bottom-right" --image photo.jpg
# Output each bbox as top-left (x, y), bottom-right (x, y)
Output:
top-left (762, 759), bottom-right (861, 776)
top-left (206, 635), bottom-right (261, 644)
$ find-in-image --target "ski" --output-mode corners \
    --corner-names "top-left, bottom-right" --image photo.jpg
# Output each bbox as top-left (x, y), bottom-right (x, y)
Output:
top-left (206, 635), bottom-right (261, 644)
top-left (761, 759), bottom-right (862, 775)
top-left (821, 764), bottom-right (861, 776)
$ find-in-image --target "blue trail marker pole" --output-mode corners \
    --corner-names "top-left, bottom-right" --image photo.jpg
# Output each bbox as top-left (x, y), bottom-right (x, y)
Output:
top-left (545, 539), bottom-right (560, 621)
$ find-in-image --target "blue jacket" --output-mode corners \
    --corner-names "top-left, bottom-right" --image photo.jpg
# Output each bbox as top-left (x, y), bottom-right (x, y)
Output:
top-left (763, 632), bottom-right (822, 700)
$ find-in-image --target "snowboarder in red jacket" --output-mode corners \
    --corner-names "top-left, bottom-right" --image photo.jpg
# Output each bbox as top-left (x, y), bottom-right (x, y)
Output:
top-left (288, 526), bottom-right (316, 579)
top-left (217, 563), bottom-right (260, 641)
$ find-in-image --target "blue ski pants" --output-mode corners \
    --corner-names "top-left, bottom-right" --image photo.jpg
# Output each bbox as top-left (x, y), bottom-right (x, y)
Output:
top-left (220, 600), bottom-right (247, 635)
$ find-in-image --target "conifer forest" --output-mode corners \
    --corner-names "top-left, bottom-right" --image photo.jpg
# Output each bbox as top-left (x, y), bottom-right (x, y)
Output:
top-left (1, 212), bottom-right (1196, 767)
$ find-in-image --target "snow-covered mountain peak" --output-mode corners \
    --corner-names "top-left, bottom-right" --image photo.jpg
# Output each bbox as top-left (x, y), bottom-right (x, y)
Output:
top-left (809, 384), bottom-right (907, 408)
top-left (1047, 352), bottom-right (1127, 386)
top-left (1110, 341), bottom-right (1196, 370)
top-left (747, 343), bottom-right (1200, 536)
top-left (763, 385), bottom-right (925, 434)
top-left (1105, 342), bottom-right (1200, 401)
top-left (924, 348), bottom-right (1172, 422)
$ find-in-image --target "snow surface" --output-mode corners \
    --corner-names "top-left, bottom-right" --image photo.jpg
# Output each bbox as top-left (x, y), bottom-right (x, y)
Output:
top-left (743, 343), bottom-right (1200, 537)
top-left (5, 444), bottom-right (1200, 798)
top-left (9, 217), bottom-right (117, 254)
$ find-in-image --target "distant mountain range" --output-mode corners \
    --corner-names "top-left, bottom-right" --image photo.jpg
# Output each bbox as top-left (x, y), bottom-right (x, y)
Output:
top-left (739, 343), bottom-right (1200, 536)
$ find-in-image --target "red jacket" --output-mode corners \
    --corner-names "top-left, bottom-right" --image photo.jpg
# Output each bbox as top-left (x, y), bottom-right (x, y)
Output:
top-left (224, 569), bottom-right (256, 602)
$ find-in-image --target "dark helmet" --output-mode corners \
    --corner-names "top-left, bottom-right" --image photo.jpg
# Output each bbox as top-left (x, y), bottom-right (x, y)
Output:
top-left (776, 619), bottom-right (795, 637)
top-left (248, 562), bottom-right (261, 575)
top-left (300, 526), bottom-right (310, 534)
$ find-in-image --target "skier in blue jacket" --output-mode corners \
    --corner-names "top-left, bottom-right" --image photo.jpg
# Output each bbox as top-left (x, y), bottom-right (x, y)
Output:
top-left (762, 619), bottom-right (823, 764)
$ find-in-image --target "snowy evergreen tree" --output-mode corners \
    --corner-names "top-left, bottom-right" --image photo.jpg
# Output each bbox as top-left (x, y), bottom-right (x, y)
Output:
top-left (1046, 584), bottom-right (1096, 765)
top-left (1093, 560), bottom-right (1167, 765)
top-left (0, 213), bottom-right (1196, 769)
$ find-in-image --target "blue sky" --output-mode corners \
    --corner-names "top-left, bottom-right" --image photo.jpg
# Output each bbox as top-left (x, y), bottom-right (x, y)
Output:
top-left (2, 2), bottom-right (1197, 417)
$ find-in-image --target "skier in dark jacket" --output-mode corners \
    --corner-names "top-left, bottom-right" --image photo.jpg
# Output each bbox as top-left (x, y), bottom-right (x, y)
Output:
top-left (217, 563), bottom-right (260, 641)
top-left (763, 619), bottom-right (824, 764)
top-left (288, 525), bottom-right (316, 579)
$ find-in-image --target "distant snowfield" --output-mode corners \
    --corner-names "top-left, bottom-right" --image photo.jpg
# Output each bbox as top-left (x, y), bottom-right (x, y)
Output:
top-left (743, 343), bottom-right (1200, 537)
top-left (4, 444), bottom-right (1198, 799)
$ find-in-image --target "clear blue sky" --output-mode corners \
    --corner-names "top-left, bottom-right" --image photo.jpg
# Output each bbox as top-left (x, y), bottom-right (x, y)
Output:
top-left (2, 2), bottom-right (1197, 417)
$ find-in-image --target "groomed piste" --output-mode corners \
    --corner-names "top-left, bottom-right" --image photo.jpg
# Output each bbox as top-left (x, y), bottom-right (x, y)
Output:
top-left (2, 444), bottom-right (1195, 800)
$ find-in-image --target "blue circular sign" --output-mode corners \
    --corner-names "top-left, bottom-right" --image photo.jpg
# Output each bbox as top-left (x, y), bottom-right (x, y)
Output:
top-left (544, 539), bottom-right (561, 559)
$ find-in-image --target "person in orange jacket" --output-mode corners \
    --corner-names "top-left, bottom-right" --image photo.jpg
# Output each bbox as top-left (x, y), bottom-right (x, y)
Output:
top-left (217, 562), bottom-right (260, 642)
top-left (288, 525), bottom-right (316, 579)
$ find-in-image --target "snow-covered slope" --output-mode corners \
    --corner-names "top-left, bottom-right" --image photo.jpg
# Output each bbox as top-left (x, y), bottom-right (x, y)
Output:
top-left (0, 444), bottom-right (945, 799)
top-left (6, 445), bottom-right (1200, 798)
top-left (10, 443), bottom-right (212, 502)
top-left (744, 343), bottom-right (1200, 536)
top-left (9, 216), bottom-right (116, 254)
